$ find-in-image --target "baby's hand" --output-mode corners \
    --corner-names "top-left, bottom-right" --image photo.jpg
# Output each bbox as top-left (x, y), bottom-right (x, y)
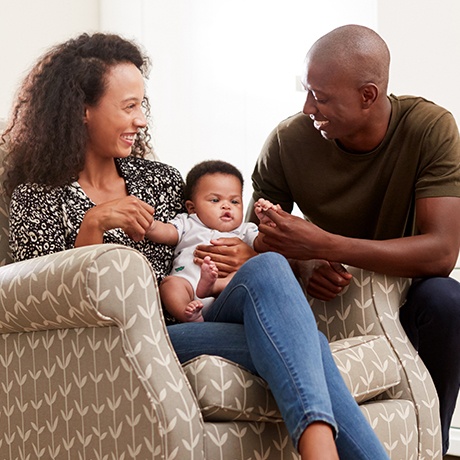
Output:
top-left (254, 198), bottom-right (280, 227)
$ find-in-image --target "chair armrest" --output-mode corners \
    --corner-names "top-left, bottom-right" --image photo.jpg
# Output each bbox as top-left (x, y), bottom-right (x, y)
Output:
top-left (0, 245), bottom-right (117, 332)
top-left (303, 266), bottom-right (410, 341)
top-left (302, 267), bottom-right (442, 457)
top-left (0, 244), bottom-right (205, 457)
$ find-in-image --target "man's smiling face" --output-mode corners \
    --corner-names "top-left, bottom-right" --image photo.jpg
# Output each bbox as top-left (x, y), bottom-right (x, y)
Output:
top-left (302, 57), bottom-right (368, 147)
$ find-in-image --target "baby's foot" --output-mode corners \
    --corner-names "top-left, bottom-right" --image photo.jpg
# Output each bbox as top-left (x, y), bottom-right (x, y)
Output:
top-left (256, 198), bottom-right (275, 211)
top-left (185, 300), bottom-right (204, 322)
top-left (196, 256), bottom-right (219, 298)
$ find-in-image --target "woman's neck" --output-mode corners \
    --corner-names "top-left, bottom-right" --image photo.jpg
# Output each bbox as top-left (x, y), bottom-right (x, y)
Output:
top-left (78, 157), bottom-right (128, 204)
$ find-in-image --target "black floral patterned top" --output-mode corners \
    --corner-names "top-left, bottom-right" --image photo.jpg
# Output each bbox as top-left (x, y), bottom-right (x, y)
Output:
top-left (9, 157), bottom-right (186, 290)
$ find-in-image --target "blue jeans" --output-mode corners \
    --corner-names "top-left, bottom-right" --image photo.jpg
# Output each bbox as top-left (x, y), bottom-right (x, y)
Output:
top-left (400, 276), bottom-right (460, 455)
top-left (168, 252), bottom-right (388, 459)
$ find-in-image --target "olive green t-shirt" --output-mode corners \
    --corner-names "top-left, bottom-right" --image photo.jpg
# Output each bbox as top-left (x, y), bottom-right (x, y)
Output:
top-left (251, 95), bottom-right (460, 240)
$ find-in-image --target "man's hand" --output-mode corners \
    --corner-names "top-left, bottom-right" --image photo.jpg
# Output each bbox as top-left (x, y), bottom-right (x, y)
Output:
top-left (258, 207), bottom-right (331, 260)
top-left (258, 196), bottom-right (460, 278)
top-left (194, 237), bottom-right (257, 277)
top-left (257, 206), bottom-right (351, 300)
top-left (294, 259), bottom-right (352, 301)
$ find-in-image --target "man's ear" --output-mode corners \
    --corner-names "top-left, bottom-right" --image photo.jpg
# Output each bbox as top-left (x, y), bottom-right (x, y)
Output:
top-left (360, 83), bottom-right (379, 108)
top-left (185, 200), bottom-right (195, 214)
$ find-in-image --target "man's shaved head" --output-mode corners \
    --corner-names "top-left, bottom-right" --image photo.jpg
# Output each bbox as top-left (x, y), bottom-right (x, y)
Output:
top-left (307, 25), bottom-right (390, 92)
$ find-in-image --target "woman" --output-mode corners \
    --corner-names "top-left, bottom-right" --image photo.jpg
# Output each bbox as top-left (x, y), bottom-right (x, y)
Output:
top-left (2, 33), bottom-right (388, 460)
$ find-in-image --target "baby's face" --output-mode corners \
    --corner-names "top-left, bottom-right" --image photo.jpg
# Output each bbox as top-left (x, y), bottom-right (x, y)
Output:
top-left (186, 173), bottom-right (244, 232)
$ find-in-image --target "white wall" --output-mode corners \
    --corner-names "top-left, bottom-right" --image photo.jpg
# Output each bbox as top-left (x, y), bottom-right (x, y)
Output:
top-left (1, 0), bottom-right (459, 208)
top-left (0, 0), bottom-right (99, 120)
top-left (99, 0), bottom-right (377, 206)
top-left (378, 0), bottom-right (460, 122)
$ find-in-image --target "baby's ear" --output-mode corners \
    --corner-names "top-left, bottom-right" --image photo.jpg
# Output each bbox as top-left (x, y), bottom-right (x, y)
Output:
top-left (185, 200), bottom-right (195, 214)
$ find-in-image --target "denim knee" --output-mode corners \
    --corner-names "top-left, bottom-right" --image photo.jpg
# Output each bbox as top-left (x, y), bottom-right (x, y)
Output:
top-left (244, 252), bottom-right (289, 272)
top-left (237, 252), bottom-right (293, 288)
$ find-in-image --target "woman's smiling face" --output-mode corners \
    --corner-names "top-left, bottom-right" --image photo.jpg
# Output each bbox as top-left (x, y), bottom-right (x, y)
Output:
top-left (84, 62), bottom-right (147, 160)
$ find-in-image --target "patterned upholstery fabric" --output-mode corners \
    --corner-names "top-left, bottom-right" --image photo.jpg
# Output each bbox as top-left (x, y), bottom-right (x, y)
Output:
top-left (0, 125), bottom-right (442, 458)
top-left (328, 335), bottom-right (401, 404)
top-left (307, 271), bottom-right (442, 459)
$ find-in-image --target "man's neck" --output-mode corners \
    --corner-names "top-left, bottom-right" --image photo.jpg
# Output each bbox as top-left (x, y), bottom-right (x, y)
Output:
top-left (339, 97), bottom-right (392, 154)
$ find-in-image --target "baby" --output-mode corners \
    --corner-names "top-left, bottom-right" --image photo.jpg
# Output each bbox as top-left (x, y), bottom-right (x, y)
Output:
top-left (147, 160), bottom-right (277, 322)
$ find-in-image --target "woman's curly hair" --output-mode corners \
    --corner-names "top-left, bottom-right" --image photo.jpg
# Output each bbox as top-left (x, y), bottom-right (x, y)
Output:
top-left (1, 33), bottom-right (152, 196)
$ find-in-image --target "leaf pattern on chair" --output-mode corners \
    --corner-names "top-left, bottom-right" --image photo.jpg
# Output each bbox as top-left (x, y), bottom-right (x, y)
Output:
top-left (0, 245), bottom-right (299, 459)
top-left (0, 246), bottom-right (199, 459)
top-left (307, 268), bottom-right (442, 460)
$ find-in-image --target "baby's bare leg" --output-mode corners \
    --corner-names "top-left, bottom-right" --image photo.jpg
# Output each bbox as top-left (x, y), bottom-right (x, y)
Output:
top-left (160, 276), bottom-right (204, 322)
top-left (196, 256), bottom-right (236, 298)
top-left (196, 256), bottom-right (219, 298)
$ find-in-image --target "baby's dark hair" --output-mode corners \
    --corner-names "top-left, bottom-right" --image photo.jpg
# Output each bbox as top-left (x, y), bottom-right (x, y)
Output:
top-left (184, 160), bottom-right (244, 201)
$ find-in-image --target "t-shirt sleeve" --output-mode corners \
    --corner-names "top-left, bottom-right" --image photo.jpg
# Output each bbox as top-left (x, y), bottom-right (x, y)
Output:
top-left (9, 184), bottom-right (68, 262)
top-left (168, 213), bottom-right (187, 242)
top-left (416, 111), bottom-right (460, 199)
top-left (250, 126), bottom-right (295, 214)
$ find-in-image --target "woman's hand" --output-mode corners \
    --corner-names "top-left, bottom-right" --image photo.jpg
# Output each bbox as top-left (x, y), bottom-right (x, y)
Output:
top-left (75, 196), bottom-right (154, 247)
top-left (194, 237), bottom-right (257, 277)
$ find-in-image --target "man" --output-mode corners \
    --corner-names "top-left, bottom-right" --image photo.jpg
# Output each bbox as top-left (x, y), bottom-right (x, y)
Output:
top-left (246, 24), bottom-right (460, 455)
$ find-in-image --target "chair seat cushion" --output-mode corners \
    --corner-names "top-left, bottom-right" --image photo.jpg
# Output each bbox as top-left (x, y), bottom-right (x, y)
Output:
top-left (183, 334), bottom-right (401, 422)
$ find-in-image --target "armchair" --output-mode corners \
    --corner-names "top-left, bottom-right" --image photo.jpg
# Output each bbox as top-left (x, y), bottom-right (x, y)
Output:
top-left (0, 132), bottom-right (441, 459)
